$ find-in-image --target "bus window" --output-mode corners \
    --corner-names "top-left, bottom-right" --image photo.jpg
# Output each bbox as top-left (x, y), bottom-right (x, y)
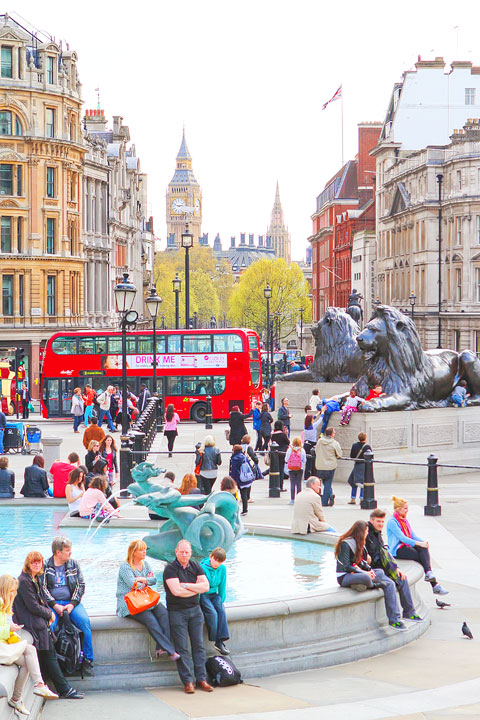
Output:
top-left (250, 361), bottom-right (261, 386)
top-left (107, 338), bottom-right (122, 354)
top-left (138, 336), bottom-right (153, 354)
top-left (248, 335), bottom-right (258, 349)
top-left (212, 377), bottom-right (226, 394)
top-left (126, 338), bottom-right (136, 354)
top-left (78, 338), bottom-right (95, 354)
top-left (167, 335), bottom-right (181, 353)
top-left (51, 337), bottom-right (77, 354)
top-left (183, 335), bottom-right (212, 353)
top-left (96, 338), bottom-right (107, 354)
top-left (166, 376), bottom-right (182, 395)
top-left (213, 334), bottom-right (242, 352)
top-left (183, 376), bottom-right (212, 395)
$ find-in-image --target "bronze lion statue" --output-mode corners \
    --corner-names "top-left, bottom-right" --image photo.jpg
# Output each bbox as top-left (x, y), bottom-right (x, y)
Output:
top-left (279, 307), bottom-right (364, 382)
top-left (356, 305), bottom-right (480, 410)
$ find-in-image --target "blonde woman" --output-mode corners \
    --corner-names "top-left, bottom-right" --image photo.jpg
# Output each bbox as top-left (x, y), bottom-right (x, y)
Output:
top-left (196, 435), bottom-right (222, 494)
top-left (116, 540), bottom-right (179, 661)
top-left (0, 574), bottom-right (58, 714)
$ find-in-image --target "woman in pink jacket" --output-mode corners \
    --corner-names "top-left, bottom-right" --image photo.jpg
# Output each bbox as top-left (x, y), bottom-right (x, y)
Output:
top-left (164, 404), bottom-right (180, 457)
top-left (79, 476), bottom-right (119, 520)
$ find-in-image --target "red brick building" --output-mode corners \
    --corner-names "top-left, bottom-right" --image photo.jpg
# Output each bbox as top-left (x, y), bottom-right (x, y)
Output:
top-left (309, 123), bottom-right (381, 321)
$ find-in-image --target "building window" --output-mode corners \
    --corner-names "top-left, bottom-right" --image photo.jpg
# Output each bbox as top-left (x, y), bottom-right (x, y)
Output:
top-left (18, 274), bottom-right (23, 316)
top-left (454, 330), bottom-right (461, 351)
top-left (456, 217), bottom-right (462, 245)
top-left (46, 167), bottom-right (55, 198)
top-left (456, 268), bottom-right (462, 302)
top-left (16, 165), bottom-right (22, 196)
top-left (1, 47), bottom-right (12, 78)
top-left (47, 276), bottom-right (55, 316)
top-left (0, 111), bottom-right (23, 136)
top-left (1, 217), bottom-right (11, 253)
top-left (46, 217), bottom-right (55, 254)
top-left (0, 164), bottom-right (12, 195)
top-left (17, 216), bottom-right (22, 253)
top-left (46, 56), bottom-right (54, 84)
top-left (45, 108), bottom-right (55, 138)
top-left (465, 88), bottom-right (476, 105)
top-left (2, 275), bottom-right (13, 315)
top-left (457, 170), bottom-right (462, 190)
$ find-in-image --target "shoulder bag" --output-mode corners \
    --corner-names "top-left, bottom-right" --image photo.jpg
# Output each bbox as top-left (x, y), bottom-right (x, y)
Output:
top-left (347, 444), bottom-right (365, 487)
top-left (0, 634), bottom-right (28, 665)
top-left (194, 452), bottom-right (203, 476)
top-left (124, 580), bottom-right (160, 616)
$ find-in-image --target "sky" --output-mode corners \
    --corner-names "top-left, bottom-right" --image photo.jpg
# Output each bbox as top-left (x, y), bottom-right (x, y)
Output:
top-left (9, 1), bottom-right (480, 260)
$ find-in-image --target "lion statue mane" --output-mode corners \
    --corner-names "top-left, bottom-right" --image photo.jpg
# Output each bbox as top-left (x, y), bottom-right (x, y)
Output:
top-left (279, 307), bottom-right (364, 382)
top-left (356, 305), bottom-right (480, 411)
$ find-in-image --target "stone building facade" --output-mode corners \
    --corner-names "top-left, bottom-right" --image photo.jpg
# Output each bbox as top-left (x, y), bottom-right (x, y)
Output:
top-left (374, 118), bottom-right (480, 351)
top-left (0, 14), bottom-right (85, 393)
top-left (266, 182), bottom-right (291, 262)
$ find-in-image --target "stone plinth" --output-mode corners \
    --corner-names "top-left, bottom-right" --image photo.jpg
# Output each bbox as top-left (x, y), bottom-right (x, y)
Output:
top-left (41, 436), bottom-right (63, 475)
top-left (276, 380), bottom-right (351, 415)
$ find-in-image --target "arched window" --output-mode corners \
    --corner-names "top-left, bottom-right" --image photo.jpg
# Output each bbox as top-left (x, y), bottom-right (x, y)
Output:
top-left (0, 110), bottom-right (23, 136)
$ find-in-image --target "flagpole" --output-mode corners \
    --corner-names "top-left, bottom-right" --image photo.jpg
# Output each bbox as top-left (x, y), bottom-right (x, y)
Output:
top-left (341, 85), bottom-right (344, 166)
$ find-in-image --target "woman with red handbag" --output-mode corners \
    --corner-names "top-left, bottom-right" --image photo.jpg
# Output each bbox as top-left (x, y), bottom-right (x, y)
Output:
top-left (116, 541), bottom-right (179, 661)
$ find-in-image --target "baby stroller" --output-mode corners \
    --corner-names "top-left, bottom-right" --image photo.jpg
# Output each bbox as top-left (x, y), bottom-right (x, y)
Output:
top-left (23, 424), bottom-right (42, 454)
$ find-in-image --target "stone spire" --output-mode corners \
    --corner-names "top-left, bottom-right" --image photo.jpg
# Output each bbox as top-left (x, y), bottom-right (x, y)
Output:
top-left (266, 181), bottom-right (291, 262)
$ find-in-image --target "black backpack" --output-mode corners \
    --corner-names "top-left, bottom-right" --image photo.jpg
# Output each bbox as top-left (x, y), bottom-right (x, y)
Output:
top-left (54, 612), bottom-right (84, 676)
top-left (205, 655), bottom-right (243, 687)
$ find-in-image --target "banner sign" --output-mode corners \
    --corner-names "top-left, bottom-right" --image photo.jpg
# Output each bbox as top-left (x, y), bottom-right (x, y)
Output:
top-left (102, 353), bottom-right (228, 371)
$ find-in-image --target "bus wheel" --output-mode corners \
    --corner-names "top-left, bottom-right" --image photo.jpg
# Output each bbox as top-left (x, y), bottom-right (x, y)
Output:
top-left (191, 403), bottom-right (207, 423)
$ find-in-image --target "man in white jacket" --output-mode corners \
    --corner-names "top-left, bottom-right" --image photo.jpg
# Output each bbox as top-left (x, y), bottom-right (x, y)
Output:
top-left (96, 386), bottom-right (116, 432)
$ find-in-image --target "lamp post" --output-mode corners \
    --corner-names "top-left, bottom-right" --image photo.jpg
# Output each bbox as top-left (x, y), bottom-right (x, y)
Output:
top-left (172, 273), bottom-right (181, 330)
top-left (182, 222), bottom-right (193, 329)
top-left (145, 286), bottom-right (163, 395)
top-left (274, 311), bottom-right (281, 351)
top-left (193, 311), bottom-right (198, 329)
top-left (437, 173), bottom-right (444, 348)
top-left (264, 284), bottom-right (272, 387)
top-left (114, 273), bottom-right (138, 437)
top-left (299, 307), bottom-right (304, 351)
top-left (409, 291), bottom-right (416, 321)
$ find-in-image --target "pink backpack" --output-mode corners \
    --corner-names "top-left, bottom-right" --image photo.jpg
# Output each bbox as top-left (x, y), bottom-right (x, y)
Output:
top-left (288, 448), bottom-right (302, 471)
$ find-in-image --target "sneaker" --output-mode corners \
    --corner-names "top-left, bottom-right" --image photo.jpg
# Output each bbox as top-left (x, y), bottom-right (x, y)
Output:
top-left (433, 583), bottom-right (449, 595)
top-left (389, 621), bottom-right (408, 631)
top-left (82, 659), bottom-right (95, 676)
top-left (240, 511), bottom-right (248, 516)
top-left (424, 571), bottom-right (436, 582)
top-left (288, 499), bottom-right (294, 505)
top-left (372, 581), bottom-right (388, 590)
top-left (328, 494), bottom-right (335, 507)
top-left (33, 684), bottom-right (58, 700)
top-left (8, 699), bottom-right (30, 715)
top-left (60, 688), bottom-right (84, 700)
top-left (348, 499), bottom-right (356, 505)
top-left (214, 641), bottom-right (230, 655)
top-left (403, 613), bottom-right (424, 622)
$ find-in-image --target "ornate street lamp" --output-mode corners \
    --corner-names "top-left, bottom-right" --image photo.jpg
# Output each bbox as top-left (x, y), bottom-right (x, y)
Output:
top-left (182, 223), bottom-right (194, 329)
top-left (409, 290), bottom-right (416, 321)
top-left (264, 284), bottom-right (272, 387)
top-left (172, 272), bottom-right (181, 330)
top-left (145, 286), bottom-right (162, 395)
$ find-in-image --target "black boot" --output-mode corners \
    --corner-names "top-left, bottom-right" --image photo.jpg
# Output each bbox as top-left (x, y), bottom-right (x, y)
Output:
top-left (372, 581), bottom-right (388, 590)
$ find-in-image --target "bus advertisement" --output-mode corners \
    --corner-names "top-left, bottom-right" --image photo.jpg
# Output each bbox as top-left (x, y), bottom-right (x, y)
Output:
top-left (40, 328), bottom-right (262, 422)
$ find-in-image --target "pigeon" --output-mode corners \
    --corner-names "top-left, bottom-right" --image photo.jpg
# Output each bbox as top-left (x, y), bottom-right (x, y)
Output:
top-left (436, 599), bottom-right (451, 609)
top-left (462, 622), bottom-right (473, 639)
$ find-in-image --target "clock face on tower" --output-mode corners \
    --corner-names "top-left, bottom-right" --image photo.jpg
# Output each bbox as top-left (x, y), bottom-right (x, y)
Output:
top-left (171, 198), bottom-right (186, 214)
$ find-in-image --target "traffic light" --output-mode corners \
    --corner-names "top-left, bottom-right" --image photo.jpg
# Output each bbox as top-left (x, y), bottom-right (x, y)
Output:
top-left (16, 347), bottom-right (25, 366)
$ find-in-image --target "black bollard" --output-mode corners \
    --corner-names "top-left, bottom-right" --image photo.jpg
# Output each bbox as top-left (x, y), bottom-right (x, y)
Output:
top-left (268, 441), bottom-right (281, 498)
top-left (205, 394), bottom-right (213, 430)
top-left (424, 454), bottom-right (441, 516)
top-left (119, 435), bottom-right (134, 495)
top-left (360, 450), bottom-right (377, 510)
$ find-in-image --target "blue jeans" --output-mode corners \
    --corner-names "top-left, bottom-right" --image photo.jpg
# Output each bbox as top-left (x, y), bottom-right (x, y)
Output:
top-left (318, 469), bottom-right (335, 506)
top-left (339, 568), bottom-right (402, 623)
top-left (73, 415), bottom-right (82, 432)
top-left (169, 605), bottom-right (207, 685)
top-left (199, 592), bottom-right (230, 643)
top-left (320, 409), bottom-right (334, 434)
top-left (0, 427), bottom-right (3, 454)
top-left (451, 394), bottom-right (466, 407)
top-left (51, 601), bottom-right (94, 661)
top-left (98, 409), bottom-right (115, 431)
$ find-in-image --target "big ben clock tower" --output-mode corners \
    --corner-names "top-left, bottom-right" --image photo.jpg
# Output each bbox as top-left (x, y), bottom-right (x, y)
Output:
top-left (166, 130), bottom-right (202, 247)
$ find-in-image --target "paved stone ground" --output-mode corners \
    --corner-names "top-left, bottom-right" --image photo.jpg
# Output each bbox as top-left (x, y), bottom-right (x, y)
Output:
top-left (7, 413), bottom-right (480, 719)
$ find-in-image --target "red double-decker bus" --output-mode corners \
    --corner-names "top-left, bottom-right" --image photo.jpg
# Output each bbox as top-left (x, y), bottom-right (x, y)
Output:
top-left (40, 328), bottom-right (262, 422)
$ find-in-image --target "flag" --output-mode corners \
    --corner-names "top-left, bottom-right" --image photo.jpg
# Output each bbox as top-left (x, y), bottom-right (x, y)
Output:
top-left (322, 85), bottom-right (342, 110)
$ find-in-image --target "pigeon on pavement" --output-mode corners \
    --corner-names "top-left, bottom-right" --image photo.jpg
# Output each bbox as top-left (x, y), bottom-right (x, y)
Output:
top-left (462, 622), bottom-right (473, 639)
top-left (436, 599), bottom-right (451, 609)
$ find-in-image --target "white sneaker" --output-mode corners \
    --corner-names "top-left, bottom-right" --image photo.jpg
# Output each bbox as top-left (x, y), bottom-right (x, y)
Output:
top-left (33, 684), bottom-right (58, 700)
top-left (433, 583), bottom-right (449, 595)
top-left (8, 699), bottom-right (30, 716)
top-left (424, 571), bottom-right (435, 582)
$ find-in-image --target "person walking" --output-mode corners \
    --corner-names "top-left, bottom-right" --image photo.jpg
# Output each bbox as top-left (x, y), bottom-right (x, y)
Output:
top-left (347, 432), bottom-right (371, 504)
top-left (252, 401), bottom-right (262, 451)
top-left (315, 427), bottom-right (342, 507)
top-left (82, 385), bottom-right (96, 426)
top-left (163, 540), bottom-right (213, 694)
top-left (164, 404), bottom-right (180, 458)
top-left (195, 436), bottom-right (221, 494)
top-left (277, 397), bottom-right (292, 436)
top-left (20, 382), bottom-right (31, 420)
top-left (241, 434), bottom-right (260, 504)
top-left (100, 435), bottom-right (119, 486)
top-left (116, 540), bottom-right (179, 661)
top-left (82, 417), bottom-right (105, 450)
top-left (96, 386), bottom-right (116, 432)
top-left (137, 383), bottom-right (152, 414)
top-left (13, 552), bottom-right (84, 700)
top-left (259, 402), bottom-right (273, 450)
top-left (284, 437), bottom-right (306, 505)
top-left (70, 388), bottom-right (84, 433)
top-left (228, 406), bottom-right (252, 447)
top-left (229, 444), bottom-right (254, 516)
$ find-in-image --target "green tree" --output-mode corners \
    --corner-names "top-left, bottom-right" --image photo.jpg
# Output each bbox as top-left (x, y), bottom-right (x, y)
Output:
top-left (227, 258), bottom-right (312, 338)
